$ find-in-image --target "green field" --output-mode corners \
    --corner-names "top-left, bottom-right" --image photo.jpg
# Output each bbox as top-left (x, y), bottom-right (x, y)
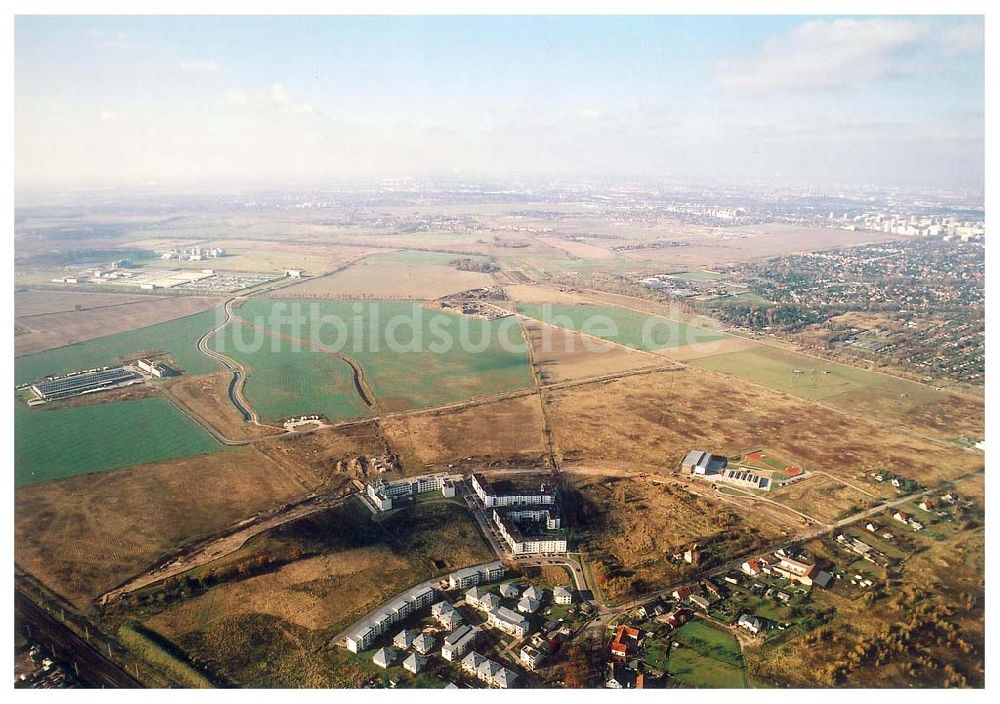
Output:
top-left (667, 620), bottom-right (745, 688)
top-left (14, 309), bottom-right (223, 385)
top-left (220, 321), bottom-right (372, 422)
top-left (690, 344), bottom-right (943, 412)
top-left (14, 397), bottom-right (223, 486)
top-left (229, 300), bottom-right (534, 413)
top-left (516, 302), bottom-right (724, 351)
top-left (367, 249), bottom-right (490, 266)
top-left (670, 270), bottom-right (724, 282)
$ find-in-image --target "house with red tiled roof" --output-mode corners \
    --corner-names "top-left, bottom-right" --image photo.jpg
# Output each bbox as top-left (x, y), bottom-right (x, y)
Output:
top-left (609, 624), bottom-right (640, 659)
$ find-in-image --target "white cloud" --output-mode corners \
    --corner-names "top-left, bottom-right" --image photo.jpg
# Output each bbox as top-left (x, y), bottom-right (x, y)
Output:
top-left (224, 82), bottom-right (315, 115)
top-left (98, 109), bottom-right (124, 121)
top-left (268, 83), bottom-right (290, 105)
top-left (225, 89), bottom-right (249, 105)
top-left (177, 59), bottom-right (220, 74)
top-left (716, 18), bottom-right (931, 94)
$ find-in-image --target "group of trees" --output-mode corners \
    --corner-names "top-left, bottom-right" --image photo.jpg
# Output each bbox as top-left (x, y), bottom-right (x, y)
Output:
top-left (810, 593), bottom-right (980, 687)
top-left (450, 257), bottom-right (500, 273)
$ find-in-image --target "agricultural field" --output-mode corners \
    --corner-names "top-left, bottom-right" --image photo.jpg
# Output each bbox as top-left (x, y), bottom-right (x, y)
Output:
top-left (231, 299), bottom-right (535, 412)
top-left (278, 250), bottom-right (496, 299)
top-left (546, 366), bottom-right (984, 490)
top-left (517, 302), bottom-right (724, 351)
top-left (13, 444), bottom-right (319, 607)
top-left (137, 500), bottom-right (493, 687)
top-left (14, 291), bottom-right (222, 356)
top-left (380, 394), bottom-right (548, 472)
top-left (14, 397), bottom-right (223, 487)
top-left (521, 318), bottom-right (666, 383)
top-left (690, 344), bottom-right (984, 442)
top-left (219, 321), bottom-right (372, 423)
top-left (666, 620), bottom-right (746, 688)
top-left (14, 308), bottom-right (223, 385)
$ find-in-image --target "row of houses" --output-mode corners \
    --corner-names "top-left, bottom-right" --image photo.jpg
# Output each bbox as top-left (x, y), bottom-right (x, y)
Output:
top-left (365, 473), bottom-right (455, 511)
top-left (347, 562), bottom-right (505, 654)
top-left (346, 584), bottom-right (437, 652)
top-left (741, 551), bottom-right (832, 588)
top-left (448, 561), bottom-right (505, 591)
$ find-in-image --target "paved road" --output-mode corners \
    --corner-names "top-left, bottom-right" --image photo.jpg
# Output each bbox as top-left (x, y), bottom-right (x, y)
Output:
top-left (15, 590), bottom-right (143, 689)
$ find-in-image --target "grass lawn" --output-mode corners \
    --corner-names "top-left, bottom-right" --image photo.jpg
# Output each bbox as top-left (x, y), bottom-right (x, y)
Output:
top-left (670, 270), bottom-right (724, 282)
top-left (516, 302), bottom-right (723, 351)
top-left (231, 300), bottom-right (535, 412)
top-left (15, 308), bottom-right (224, 385)
top-left (642, 641), bottom-right (670, 672)
top-left (14, 396), bottom-right (223, 486)
top-left (667, 620), bottom-right (746, 688)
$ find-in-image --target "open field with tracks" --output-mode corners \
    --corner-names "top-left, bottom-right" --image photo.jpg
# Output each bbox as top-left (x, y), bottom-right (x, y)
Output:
top-left (546, 366), bottom-right (984, 489)
top-left (690, 344), bottom-right (984, 442)
top-left (521, 317), bottom-right (664, 383)
top-left (219, 321), bottom-right (372, 422)
top-left (165, 372), bottom-right (283, 440)
top-left (13, 444), bottom-right (321, 607)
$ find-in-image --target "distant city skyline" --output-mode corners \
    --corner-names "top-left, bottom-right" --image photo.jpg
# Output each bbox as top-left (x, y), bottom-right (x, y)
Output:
top-left (15, 15), bottom-right (985, 192)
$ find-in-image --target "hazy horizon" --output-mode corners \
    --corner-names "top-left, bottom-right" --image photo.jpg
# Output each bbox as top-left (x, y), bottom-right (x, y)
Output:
top-left (16, 15), bottom-right (985, 192)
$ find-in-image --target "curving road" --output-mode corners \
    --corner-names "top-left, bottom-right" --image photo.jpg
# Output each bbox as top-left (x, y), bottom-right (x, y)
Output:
top-left (197, 297), bottom-right (259, 424)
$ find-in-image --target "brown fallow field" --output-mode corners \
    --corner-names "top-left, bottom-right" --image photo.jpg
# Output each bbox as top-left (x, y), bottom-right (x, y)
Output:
top-left (569, 475), bottom-right (788, 600)
top-left (521, 318), bottom-right (666, 384)
top-left (275, 258), bottom-right (495, 300)
top-left (14, 290), bottom-right (222, 356)
top-left (380, 394), bottom-right (549, 472)
top-left (165, 371), bottom-right (283, 441)
top-left (545, 366), bottom-right (983, 490)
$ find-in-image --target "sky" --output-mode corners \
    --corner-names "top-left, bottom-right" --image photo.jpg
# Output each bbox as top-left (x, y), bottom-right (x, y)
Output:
top-left (15, 15), bottom-right (986, 192)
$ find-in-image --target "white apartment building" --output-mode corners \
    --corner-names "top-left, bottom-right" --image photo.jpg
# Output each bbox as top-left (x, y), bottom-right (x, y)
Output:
top-left (365, 473), bottom-right (456, 511)
top-left (345, 584), bottom-right (436, 652)
top-left (447, 561), bottom-right (504, 590)
top-left (486, 606), bottom-right (530, 638)
top-left (441, 625), bottom-right (480, 662)
top-left (471, 473), bottom-right (556, 509)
